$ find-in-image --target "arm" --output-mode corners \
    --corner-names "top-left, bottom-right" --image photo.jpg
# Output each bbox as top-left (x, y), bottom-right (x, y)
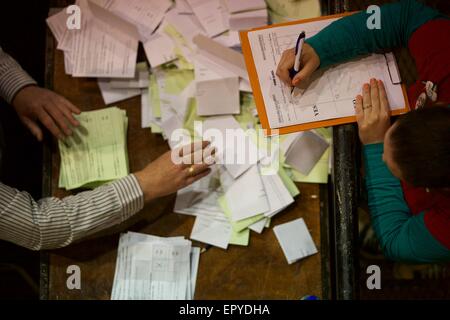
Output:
top-left (364, 143), bottom-right (450, 263)
top-left (0, 142), bottom-right (214, 251)
top-left (0, 175), bottom-right (143, 250)
top-left (306, 0), bottom-right (445, 68)
top-left (0, 46), bottom-right (37, 103)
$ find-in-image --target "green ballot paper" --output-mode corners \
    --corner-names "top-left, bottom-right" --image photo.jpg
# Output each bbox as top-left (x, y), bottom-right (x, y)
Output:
top-left (58, 107), bottom-right (129, 190)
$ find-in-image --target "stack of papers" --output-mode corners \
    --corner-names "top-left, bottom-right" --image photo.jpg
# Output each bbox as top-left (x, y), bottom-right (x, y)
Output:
top-left (59, 107), bottom-right (129, 190)
top-left (47, 0), bottom-right (140, 78)
top-left (111, 232), bottom-right (200, 300)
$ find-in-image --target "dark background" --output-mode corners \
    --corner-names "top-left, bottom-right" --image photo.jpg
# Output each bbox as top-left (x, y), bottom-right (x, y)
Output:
top-left (0, 0), bottom-right (449, 300)
top-left (0, 0), bottom-right (49, 299)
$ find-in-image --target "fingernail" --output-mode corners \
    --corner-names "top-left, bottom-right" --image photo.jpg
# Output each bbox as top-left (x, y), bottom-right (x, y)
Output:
top-left (292, 79), bottom-right (299, 86)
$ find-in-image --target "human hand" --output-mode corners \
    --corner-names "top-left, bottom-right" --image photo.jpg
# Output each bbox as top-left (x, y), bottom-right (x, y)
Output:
top-left (12, 85), bottom-right (81, 141)
top-left (276, 43), bottom-right (320, 88)
top-left (355, 79), bottom-right (391, 145)
top-left (134, 141), bottom-right (215, 202)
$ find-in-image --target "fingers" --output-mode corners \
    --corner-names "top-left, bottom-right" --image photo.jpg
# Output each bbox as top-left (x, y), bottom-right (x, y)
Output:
top-left (377, 80), bottom-right (390, 114)
top-left (37, 109), bottom-right (64, 140)
top-left (276, 48), bottom-right (295, 86)
top-left (370, 78), bottom-right (380, 114)
top-left (55, 96), bottom-right (81, 127)
top-left (291, 57), bottom-right (317, 87)
top-left (362, 83), bottom-right (371, 120)
top-left (44, 102), bottom-right (73, 136)
top-left (178, 140), bottom-right (210, 157)
top-left (21, 117), bottom-right (43, 141)
top-left (355, 95), bottom-right (364, 125)
top-left (185, 168), bottom-right (212, 186)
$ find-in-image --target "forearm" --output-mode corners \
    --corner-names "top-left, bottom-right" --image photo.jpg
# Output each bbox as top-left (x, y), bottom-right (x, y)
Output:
top-left (0, 175), bottom-right (144, 250)
top-left (364, 143), bottom-right (450, 263)
top-left (0, 47), bottom-right (37, 104)
top-left (307, 0), bottom-right (444, 68)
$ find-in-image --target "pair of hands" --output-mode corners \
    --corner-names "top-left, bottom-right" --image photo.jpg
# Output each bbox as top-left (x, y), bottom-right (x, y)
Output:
top-left (12, 85), bottom-right (214, 201)
top-left (277, 44), bottom-right (391, 145)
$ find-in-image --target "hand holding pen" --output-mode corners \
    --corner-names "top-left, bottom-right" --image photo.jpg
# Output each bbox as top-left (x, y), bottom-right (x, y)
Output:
top-left (289, 31), bottom-right (306, 96)
top-left (276, 32), bottom-right (321, 95)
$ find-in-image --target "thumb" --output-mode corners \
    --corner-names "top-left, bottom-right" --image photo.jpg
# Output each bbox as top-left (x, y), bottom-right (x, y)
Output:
top-left (21, 117), bottom-right (43, 141)
top-left (292, 61), bottom-right (317, 87)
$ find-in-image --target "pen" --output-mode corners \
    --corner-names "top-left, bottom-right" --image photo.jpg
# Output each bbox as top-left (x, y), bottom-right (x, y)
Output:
top-left (289, 31), bottom-right (306, 96)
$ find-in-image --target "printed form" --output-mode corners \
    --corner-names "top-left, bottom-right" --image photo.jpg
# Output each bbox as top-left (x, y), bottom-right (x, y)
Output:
top-left (247, 17), bottom-right (405, 129)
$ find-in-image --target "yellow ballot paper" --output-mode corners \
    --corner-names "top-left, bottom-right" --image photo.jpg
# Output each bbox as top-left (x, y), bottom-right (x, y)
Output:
top-left (58, 107), bottom-right (129, 190)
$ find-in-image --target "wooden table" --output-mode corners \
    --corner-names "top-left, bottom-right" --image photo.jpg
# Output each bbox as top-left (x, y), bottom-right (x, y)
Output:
top-left (40, 13), bottom-right (334, 301)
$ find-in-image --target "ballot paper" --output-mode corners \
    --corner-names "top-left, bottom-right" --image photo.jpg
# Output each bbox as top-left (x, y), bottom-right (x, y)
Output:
top-left (260, 169), bottom-right (294, 218)
top-left (229, 9), bottom-right (268, 31)
top-left (225, 0), bottom-right (266, 13)
top-left (193, 35), bottom-right (249, 81)
top-left (58, 107), bottom-right (129, 190)
top-left (213, 31), bottom-right (241, 48)
top-left (108, 62), bottom-right (150, 89)
top-left (186, 0), bottom-right (229, 37)
top-left (98, 79), bottom-right (141, 105)
top-left (94, 0), bottom-right (172, 41)
top-left (190, 215), bottom-right (232, 249)
top-left (165, 4), bottom-right (206, 47)
top-left (111, 232), bottom-right (199, 300)
top-left (194, 56), bottom-right (240, 116)
top-left (245, 17), bottom-right (406, 129)
top-left (201, 116), bottom-right (261, 179)
top-left (273, 218), bottom-right (318, 264)
top-left (285, 131), bottom-right (329, 176)
top-left (144, 32), bottom-right (177, 68)
top-left (65, 0), bottom-right (140, 78)
top-left (221, 165), bottom-right (270, 221)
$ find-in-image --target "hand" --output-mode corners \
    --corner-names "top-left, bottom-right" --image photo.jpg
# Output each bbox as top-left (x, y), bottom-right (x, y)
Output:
top-left (134, 141), bottom-right (215, 202)
top-left (276, 43), bottom-right (320, 88)
top-left (12, 85), bottom-right (81, 141)
top-left (355, 79), bottom-right (391, 145)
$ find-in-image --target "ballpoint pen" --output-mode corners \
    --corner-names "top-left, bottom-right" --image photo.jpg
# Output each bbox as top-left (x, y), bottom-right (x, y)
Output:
top-left (289, 31), bottom-right (306, 97)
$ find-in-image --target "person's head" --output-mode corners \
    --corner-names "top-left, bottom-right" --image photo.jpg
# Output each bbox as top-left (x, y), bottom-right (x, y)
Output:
top-left (383, 107), bottom-right (450, 189)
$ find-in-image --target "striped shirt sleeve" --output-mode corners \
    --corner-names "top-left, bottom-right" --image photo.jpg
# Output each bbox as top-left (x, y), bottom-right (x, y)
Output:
top-left (0, 174), bottom-right (144, 251)
top-left (0, 46), bottom-right (37, 104)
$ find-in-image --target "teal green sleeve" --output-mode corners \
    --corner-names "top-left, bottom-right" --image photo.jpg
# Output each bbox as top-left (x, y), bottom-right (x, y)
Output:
top-left (306, 0), bottom-right (445, 68)
top-left (363, 143), bottom-right (450, 263)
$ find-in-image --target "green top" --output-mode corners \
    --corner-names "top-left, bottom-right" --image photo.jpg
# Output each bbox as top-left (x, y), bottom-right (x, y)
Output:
top-left (364, 144), bottom-right (450, 263)
top-left (307, 0), bottom-right (445, 69)
top-left (305, 0), bottom-right (449, 262)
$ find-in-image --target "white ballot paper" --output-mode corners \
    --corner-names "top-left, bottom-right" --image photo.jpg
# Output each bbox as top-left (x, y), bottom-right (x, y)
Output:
top-left (225, 0), bottom-right (266, 13)
top-left (98, 79), bottom-right (141, 105)
top-left (186, 0), bottom-right (229, 37)
top-left (246, 17), bottom-right (406, 129)
top-left (201, 116), bottom-right (261, 179)
top-left (190, 215), bottom-right (232, 249)
top-left (194, 55), bottom-right (240, 116)
top-left (273, 218), bottom-right (318, 264)
top-left (229, 9), bottom-right (268, 31)
top-left (285, 130), bottom-right (329, 175)
top-left (221, 165), bottom-right (270, 221)
top-left (67, 0), bottom-right (140, 78)
top-left (193, 35), bottom-right (249, 81)
top-left (111, 232), bottom-right (200, 300)
top-left (144, 32), bottom-right (177, 68)
top-left (94, 0), bottom-right (172, 41)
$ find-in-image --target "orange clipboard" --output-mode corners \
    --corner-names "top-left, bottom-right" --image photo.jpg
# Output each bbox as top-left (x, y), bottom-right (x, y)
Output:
top-left (239, 13), bottom-right (410, 136)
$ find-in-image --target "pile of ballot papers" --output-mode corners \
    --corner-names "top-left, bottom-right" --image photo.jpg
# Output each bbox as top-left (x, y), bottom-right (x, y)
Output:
top-left (47, 1), bottom-right (332, 253)
top-left (59, 107), bottom-right (129, 190)
top-left (111, 232), bottom-right (200, 300)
